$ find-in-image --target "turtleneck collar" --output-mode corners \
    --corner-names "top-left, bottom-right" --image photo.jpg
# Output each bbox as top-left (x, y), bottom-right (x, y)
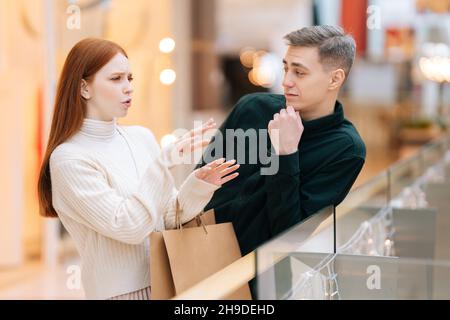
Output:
top-left (302, 100), bottom-right (345, 138)
top-left (79, 117), bottom-right (118, 139)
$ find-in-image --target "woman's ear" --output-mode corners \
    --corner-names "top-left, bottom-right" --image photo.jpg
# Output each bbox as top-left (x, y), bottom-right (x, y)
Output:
top-left (80, 79), bottom-right (91, 100)
top-left (329, 69), bottom-right (345, 90)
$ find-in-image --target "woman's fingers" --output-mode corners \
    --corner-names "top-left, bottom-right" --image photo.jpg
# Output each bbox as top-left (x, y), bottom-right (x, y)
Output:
top-left (196, 158), bottom-right (239, 186)
top-left (177, 136), bottom-right (211, 153)
top-left (187, 138), bottom-right (210, 152)
top-left (182, 119), bottom-right (216, 140)
top-left (219, 172), bottom-right (239, 185)
top-left (219, 163), bottom-right (240, 177)
top-left (205, 157), bottom-right (226, 168)
top-left (212, 159), bottom-right (236, 172)
top-left (174, 118), bottom-right (218, 155)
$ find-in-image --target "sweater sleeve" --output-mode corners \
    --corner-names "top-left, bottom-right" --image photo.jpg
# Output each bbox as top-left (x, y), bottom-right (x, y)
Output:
top-left (50, 155), bottom-right (219, 244)
top-left (136, 126), bottom-right (221, 226)
top-left (163, 172), bottom-right (220, 229)
top-left (264, 152), bottom-right (365, 237)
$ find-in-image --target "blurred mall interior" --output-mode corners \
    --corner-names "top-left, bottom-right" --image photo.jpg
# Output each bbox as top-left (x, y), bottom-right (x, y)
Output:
top-left (0, 0), bottom-right (449, 299)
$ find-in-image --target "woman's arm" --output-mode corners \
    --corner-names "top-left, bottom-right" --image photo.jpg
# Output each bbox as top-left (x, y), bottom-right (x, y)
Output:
top-left (164, 158), bottom-right (240, 229)
top-left (51, 151), bottom-right (239, 243)
top-left (50, 156), bottom-right (175, 244)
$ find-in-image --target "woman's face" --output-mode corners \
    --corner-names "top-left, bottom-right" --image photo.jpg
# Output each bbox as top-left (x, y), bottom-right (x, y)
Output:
top-left (82, 53), bottom-right (133, 121)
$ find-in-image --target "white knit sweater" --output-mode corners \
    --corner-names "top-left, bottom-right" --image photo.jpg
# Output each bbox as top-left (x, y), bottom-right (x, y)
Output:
top-left (49, 118), bottom-right (219, 299)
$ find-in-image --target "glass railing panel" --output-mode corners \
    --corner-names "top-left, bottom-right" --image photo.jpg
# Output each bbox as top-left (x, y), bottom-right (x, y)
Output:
top-left (256, 252), bottom-right (450, 300)
top-left (255, 206), bottom-right (334, 300)
top-left (335, 172), bottom-right (389, 253)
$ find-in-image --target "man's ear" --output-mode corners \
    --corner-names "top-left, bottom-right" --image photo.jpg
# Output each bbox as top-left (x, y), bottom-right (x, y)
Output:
top-left (80, 79), bottom-right (91, 100)
top-left (329, 69), bottom-right (346, 90)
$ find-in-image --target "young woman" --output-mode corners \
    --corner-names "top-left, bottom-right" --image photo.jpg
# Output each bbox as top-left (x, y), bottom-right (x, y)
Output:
top-left (37, 38), bottom-right (239, 300)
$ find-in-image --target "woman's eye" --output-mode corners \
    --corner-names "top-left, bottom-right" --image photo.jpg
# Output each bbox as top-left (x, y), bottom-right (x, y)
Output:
top-left (111, 77), bottom-right (120, 81)
top-left (128, 77), bottom-right (134, 81)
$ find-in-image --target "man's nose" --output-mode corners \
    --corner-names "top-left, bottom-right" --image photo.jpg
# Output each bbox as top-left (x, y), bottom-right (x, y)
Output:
top-left (282, 76), bottom-right (294, 88)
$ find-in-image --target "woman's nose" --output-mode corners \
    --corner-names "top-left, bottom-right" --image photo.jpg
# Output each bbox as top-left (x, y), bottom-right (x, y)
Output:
top-left (124, 83), bottom-right (133, 95)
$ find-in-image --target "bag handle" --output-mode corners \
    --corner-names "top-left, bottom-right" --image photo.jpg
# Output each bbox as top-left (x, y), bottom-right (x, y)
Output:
top-left (175, 198), bottom-right (183, 230)
top-left (175, 198), bottom-right (208, 234)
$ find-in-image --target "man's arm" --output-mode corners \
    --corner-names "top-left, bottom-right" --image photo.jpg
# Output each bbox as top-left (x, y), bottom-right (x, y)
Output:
top-left (264, 152), bottom-right (365, 237)
top-left (265, 105), bottom-right (365, 237)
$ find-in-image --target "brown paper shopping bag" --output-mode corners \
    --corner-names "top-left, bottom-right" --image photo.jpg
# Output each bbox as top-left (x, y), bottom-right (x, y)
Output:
top-left (150, 202), bottom-right (251, 300)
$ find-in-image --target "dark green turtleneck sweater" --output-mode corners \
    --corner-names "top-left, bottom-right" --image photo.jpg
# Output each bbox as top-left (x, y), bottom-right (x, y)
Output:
top-left (198, 93), bottom-right (366, 255)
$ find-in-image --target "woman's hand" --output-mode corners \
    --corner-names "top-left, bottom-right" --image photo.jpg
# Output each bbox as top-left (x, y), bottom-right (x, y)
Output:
top-left (194, 158), bottom-right (240, 186)
top-left (163, 118), bottom-right (217, 167)
top-left (176, 118), bottom-right (216, 155)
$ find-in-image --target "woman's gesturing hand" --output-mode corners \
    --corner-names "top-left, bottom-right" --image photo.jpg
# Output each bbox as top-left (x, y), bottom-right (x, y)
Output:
top-left (176, 118), bottom-right (216, 155)
top-left (194, 158), bottom-right (240, 186)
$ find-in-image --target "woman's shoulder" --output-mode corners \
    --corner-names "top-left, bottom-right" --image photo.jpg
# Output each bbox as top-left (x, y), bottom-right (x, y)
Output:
top-left (49, 140), bottom-right (95, 169)
top-left (50, 140), bottom-right (81, 160)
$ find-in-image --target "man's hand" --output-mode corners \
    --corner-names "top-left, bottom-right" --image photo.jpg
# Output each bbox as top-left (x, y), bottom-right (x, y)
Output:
top-left (268, 105), bottom-right (303, 155)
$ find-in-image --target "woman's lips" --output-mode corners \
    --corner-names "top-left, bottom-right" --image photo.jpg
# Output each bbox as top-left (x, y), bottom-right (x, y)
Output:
top-left (285, 93), bottom-right (298, 99)
top-left (122, 99), bottom-right (132, 108)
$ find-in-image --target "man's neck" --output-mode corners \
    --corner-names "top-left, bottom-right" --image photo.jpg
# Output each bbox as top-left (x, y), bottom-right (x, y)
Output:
top-left (300, 98), bottom-right (337, 121)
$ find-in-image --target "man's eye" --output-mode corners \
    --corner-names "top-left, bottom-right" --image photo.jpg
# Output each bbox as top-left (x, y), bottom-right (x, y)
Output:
top-left (295, 71), bottom-right (305, 76)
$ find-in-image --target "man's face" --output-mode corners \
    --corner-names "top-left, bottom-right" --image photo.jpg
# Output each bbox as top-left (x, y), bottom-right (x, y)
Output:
top-left (282, 46), bottom-right (332, 113)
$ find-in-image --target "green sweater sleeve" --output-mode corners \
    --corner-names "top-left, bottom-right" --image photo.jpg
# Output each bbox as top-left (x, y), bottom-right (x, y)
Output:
top-left (264, 153), bottom-right (364, 237)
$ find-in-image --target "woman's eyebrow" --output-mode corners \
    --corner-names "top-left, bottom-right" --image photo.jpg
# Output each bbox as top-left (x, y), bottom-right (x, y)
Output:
top-left (110, 71), bottom-right (133, 76)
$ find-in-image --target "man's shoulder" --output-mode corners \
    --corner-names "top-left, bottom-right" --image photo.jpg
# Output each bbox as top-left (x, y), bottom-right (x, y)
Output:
top-left (234, 92), bottom-right (285, 115)
top-left (225, 93), bottom-right (285, 128)
top-left (335, 120), bottom-right (366, 159)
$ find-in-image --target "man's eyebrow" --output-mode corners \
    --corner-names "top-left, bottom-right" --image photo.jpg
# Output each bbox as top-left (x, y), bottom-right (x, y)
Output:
top-left (282, 59), bottom-right (309, 70)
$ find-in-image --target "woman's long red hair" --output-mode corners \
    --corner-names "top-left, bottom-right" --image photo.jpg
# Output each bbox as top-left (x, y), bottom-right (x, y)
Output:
top-left (38, 38), bottom-right (127, 218)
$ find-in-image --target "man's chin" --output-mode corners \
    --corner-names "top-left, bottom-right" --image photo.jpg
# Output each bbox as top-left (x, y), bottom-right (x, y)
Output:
top-left (286, 102), bottom-right (303, 112)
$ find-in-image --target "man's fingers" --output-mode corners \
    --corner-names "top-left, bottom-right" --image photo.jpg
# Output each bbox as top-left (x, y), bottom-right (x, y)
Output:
top-left (274, 113), bottom-right (279, 120)
top-left (296, 111), bottom-right (302, 124)
top-left (287, 105), bottom-right (296, 116)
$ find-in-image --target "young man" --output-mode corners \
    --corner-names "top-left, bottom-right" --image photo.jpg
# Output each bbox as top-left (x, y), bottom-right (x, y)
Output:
top-left (198, 25), bottom-right (366, 258)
